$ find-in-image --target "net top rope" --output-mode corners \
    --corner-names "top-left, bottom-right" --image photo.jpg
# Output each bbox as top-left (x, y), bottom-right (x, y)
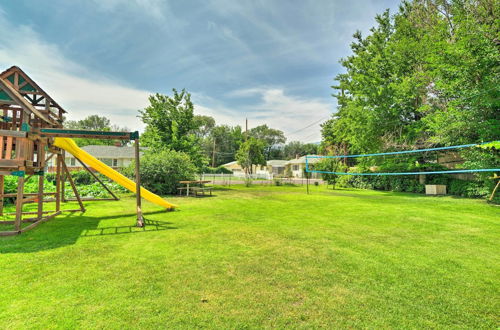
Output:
top-left (306, 141), bottom-right (500, 176)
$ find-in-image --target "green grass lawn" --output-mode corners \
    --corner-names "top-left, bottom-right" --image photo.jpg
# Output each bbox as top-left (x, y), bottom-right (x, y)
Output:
top-left (0, 185), bottom-right (498, 328)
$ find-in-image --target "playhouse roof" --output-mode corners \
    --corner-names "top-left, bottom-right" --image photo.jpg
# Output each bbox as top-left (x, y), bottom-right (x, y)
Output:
top-left (0, 66), bottom-right (66, 127)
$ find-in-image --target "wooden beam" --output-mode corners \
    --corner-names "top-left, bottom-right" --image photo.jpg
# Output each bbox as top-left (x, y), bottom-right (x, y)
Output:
top-left (134, 138), bottom-right (144, 227)
top-left (19, 211), bottom-right (62, 233)
top-left (61, 158), bottom-right (85, 212)
top-left (0, 159), bottom-right (26, 167)
top-left (0, 129), bottom-right (28, 138)
top-left (74, 157), bottom-right (119, 200)
top-left (38, 141), bottom-right (45, 220)
top-left (0, 175), bottom-right (3, 216)
top-left (14, 175), bottom-right (25, 231)
top-left (55, 154), bottom-right (61, 212)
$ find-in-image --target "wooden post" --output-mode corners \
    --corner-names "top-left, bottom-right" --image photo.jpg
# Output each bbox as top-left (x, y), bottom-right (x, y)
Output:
top-left (37, 142), bottom-right (45, 220)
top-left (14, 175), bottom-right (25, 231)
top-left (61, 150), bottom-right (66, 202)
top-left (0, 175), bottom-right (4, 216)
top-left (490, 178), bottom-right (500, 201)
top-left (74, 157), bottom-right (119, 200)
top-left (61, 159), bottom-right (85, 212)
top-left (55, 153), bottom-right (61, 212)
top-left (134, 139), bottom-right (144, 227)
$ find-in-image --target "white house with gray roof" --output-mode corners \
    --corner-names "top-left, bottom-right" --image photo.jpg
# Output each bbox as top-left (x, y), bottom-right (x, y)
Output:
top-left (221, 156), bottom-right (322, 178)
top-left (285, 155), bottom-right (321, 178)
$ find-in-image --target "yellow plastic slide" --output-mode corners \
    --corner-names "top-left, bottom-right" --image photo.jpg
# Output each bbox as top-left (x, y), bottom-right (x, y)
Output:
top-left (53, 137), bottom-right (176, 209)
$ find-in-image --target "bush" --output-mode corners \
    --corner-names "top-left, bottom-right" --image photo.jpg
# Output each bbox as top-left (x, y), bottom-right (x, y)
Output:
top-left (123, 149), bottom-right (196, 195)
top-left (204, 166), bottom-right (232, 174)
top-left (69, 170), bottom-right (94, 185)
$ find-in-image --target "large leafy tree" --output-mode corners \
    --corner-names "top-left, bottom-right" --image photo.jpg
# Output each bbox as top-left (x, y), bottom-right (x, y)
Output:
top-left (139, 89), bottom-right (206, 168)
top-left (236, 138), bottom-right (266, 175)
top-left (283, 141), bottom-right (318, 160)
top-left (64, 115), bottom-right (128, 146)
top-left (206, 125), bottom-right (244, 167)
top-left (248, 124), bottom-right (286, 160)
top-left (323, 0), bottom-right (499, 155)
top-left (192, 115), bottom-right (216, 139)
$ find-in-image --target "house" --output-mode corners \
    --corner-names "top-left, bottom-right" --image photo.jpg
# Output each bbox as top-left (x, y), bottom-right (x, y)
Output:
top-left (256, 160), bottom-right (288, 176)
top-left (285, 155), bottom-right (322, 178)
top-left (221, 157), bottom-right (321, 178)
top-left (221, 161), bottom-right (244, 174)
top-left (46, 145), bottom-right (144, 172)
top-left (221, 159), bottom-right (288, 178)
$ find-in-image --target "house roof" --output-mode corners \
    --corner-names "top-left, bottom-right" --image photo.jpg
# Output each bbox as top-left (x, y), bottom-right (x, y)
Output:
top-left (67, 145), bottom-right (145, 159)
top-left (221, 161), bottom-right (238, 167)
top-left (287, 155), bottom-right (321, 165)
top-left (267, 160), bottom-right (288, 166)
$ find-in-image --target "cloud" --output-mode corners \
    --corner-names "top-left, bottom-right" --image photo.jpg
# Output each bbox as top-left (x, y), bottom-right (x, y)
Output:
top-left (202, 87), bottom-right (334, 142)
top-left (90, 0), bottom-right (168, 23)
top-left (0, 7), bottom-right (333, 142)
top-left (0, 11), bottom-right (151, 130)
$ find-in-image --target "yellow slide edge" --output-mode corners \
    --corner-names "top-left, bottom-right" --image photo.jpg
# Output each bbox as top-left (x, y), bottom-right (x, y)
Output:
top-left (53, 137), bottom-right (177, 209)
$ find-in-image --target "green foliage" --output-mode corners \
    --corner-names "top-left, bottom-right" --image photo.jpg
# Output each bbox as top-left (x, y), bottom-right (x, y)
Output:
top-left (192, 115), bottom-right (216, 139)
top-left (248, 124), bottom-right (286, 160)
top-left (64, 115), bottom-right (129, 147)
top-left (236, 138), bottom-right (266, 175)
top-left (1, 172), bottom-right (125, 205)
top-left (68, 170), bottom-right (94, 185)
top-left (139, 89), bottom-right (207, 168)
top-left (123, 149), bottom-right (196, 195)
top-left (205, 125), bottom-right (244, 166)
top-left (203, 166), bottom-right (233, 174)
top-left (283, 141), bottom-right (318, 160)
top-left (314, 158), bottom-right (346, 187)
top-left (323, 0), bottom-right (499, 153)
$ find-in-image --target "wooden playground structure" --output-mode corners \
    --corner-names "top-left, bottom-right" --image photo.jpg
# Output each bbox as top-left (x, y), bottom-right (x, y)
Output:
top-left (0, 66), bottom-right (144, 236)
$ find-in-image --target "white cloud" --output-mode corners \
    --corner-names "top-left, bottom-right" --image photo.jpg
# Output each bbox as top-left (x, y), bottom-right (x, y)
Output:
top-left (0, 10), bottom-right (333, 143)
top-left (91, 0), bottom-right (167, 22)
top-left (0, 11), bottom-right (151, 130)
top-left (201, 88), bottom-right (333, 142)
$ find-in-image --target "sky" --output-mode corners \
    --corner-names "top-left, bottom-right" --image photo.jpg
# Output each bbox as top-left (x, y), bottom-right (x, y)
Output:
top-left (0, 0), bottom-right (399, 142)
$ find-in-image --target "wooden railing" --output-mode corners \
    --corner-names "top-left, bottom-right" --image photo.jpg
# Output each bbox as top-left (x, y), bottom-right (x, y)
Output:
top-left (0, 130), bottom-right (34, 167)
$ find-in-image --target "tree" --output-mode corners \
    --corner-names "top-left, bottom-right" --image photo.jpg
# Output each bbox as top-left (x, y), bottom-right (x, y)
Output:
top-left (322, 0), bottom-right (499, 153)
top-left (193, 115), bottom-right (215, 139)
top-left (205, 125), bottom-right (244, 167)
top-left (283, 141), bottom-right (318, 160)
top-left (235, 138), bottom-right (266, 175)
top-left (139, 89), bottom-right (206, 168)
top-left (123, 149), bottom-right (196, 195)
top-left (249, 124), bottom-right (286, 159)
top-left (64, 115), bottom-right (128, 147)
top-left (315, 158), bottom-right (344, 189)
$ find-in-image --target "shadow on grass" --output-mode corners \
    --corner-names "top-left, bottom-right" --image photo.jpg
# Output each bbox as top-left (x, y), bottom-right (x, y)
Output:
top-left (0, 210), bottom-right (176, 254)
top-left (80, 219), bottom-right (176, 237)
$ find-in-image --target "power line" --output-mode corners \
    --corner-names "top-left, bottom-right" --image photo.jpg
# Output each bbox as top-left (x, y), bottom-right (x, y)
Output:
top-left (288, 116), bottom-right (330, 136)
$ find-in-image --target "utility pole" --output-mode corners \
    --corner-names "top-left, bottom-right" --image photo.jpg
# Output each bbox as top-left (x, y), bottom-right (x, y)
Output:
top-left (245, 118), bottom-right (248, 141)
top-left (212, 138), bottom-right (216, 168)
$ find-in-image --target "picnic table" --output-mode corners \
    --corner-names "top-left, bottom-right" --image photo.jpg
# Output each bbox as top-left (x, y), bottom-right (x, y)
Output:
top-left (178, 180), bottom-right (212, 197)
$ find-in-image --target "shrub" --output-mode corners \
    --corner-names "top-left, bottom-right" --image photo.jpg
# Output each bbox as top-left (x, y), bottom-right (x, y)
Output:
top-left (123, 149), bottom-right (196, 195)
top-left (69, 170), bottom-right (94, 185)
top-left (204, 166), bottom-right (232, 174)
